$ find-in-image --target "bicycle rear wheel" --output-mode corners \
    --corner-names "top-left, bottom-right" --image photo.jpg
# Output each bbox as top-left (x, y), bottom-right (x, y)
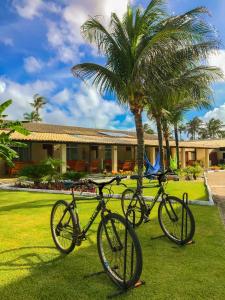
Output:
top-left (97, 213), bottom-right (143, 288)
top-left (121, 189), bottom-right (144, 226)
top-left (158, 196), bottom-right (195, 245)
top-left (50, 200), bottom-right (77, 254)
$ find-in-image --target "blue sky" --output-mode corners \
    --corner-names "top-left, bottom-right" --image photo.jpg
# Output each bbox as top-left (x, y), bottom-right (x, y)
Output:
top-left (0, 0), bottom-right (225, 130)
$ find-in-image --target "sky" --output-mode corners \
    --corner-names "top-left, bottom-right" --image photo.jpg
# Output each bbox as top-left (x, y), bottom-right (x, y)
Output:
top-left (0, 0), bottom-right (225, 130)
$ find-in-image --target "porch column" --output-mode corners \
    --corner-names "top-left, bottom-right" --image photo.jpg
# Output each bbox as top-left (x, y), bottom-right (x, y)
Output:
top-left (112, 145), bottom-right (118, 173)
top-left (181, 148), bottom-right (186, 168)
top-left (59, 144), bottom-right (67, 174)
top-left (171, 147), bottom-right (176, 158)
top-left (99, 145), bottom-right (105, 171)
top-left (149, 147), bottom-right (155, 164)
top-left (205, 148), bottom-right (210, 169)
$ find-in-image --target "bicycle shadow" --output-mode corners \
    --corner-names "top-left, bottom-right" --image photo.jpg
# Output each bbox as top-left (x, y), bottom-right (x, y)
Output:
top-left (0, 242), bottom-right (121, 299)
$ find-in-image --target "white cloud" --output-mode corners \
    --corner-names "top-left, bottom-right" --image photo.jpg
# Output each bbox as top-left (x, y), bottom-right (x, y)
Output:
top-left (66, 83), bottom-right (124, 128)
top-left (0, 78), bottom-right (128, 129)
top-left (46, 0), bottom-right (130, 63)
top-left (0, 78), bottom-right (56, 120)
top-left (14, 0), bottom-right (131, 64)
top-left (208, 49), bottom-right (225, 79)
top-left (52, 88), bottom-right (71, 104)
top-left (202, 103), bottom-right (225, 124)
top-left (0, 37), bottom-right (13, 46)
top-left (13, 0), bottom-right (60, 19)
top-left (24, 56), bottom-right (43, 73)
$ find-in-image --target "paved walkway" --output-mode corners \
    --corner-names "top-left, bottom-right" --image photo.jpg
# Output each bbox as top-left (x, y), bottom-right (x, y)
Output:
top-left (207, 171), bottom-right (225, 225)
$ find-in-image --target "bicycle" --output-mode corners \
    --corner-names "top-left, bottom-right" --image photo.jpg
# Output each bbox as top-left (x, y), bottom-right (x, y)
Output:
top-left (50, 176), bottom-right (143, 289)
top-left (121, 170), bottom-right (195, 245)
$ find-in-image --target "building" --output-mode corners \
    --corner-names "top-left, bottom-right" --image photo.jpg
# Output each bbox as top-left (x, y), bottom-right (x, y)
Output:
top-left (0, 122), bottom-right (225, 176)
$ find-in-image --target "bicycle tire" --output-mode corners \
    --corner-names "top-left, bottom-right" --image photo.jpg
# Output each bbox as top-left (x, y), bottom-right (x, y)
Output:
top-left (50, 200), bottom-right (77, 254)
top-left (158, 196), bottom-right (195, 245)
top-left (97, 213), bottom-right (143, 288)
top-left (121, 188), bottom-right (144, 227)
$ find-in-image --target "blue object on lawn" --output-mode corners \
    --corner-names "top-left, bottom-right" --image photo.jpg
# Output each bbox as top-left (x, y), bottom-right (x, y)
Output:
top-left (144, 152), bottom-right (161, 176)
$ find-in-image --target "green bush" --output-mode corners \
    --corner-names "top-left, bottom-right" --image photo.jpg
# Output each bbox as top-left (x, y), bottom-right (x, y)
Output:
top-left (63, 171), bottom-right (86, 181)
top-left (182, 164), bottom-right (203, 180)
top-left (19, 164), bottom-right (52, 184)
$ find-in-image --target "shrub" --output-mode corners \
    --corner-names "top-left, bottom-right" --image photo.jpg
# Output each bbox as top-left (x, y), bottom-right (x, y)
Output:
top-left (182, 164), bottom-right (203, 180)
top-left (19, 164), bottom-right (52, 184)
top-left (63, 171), bottom-right (86, 181)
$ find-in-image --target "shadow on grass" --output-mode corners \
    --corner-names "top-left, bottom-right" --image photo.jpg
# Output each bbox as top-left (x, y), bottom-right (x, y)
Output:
top-left (0, 242), bottom-right (120, 300)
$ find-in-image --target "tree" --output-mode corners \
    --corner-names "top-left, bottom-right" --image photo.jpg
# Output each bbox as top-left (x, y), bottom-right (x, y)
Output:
top-left (207, 118), bottom-right (224, 138)
top-left (199, 118), bottom-right (225, 139)
top-left (31, 94), bottom-right (47, 116)
top-left (72, 1), bottom-right (220, 183)
top-left (143, 123), bottom-right (155, 134)
top-left (178, 123), bottom-right (186, 140)
top-left (24, 94), bottom-right (47, 123)
top-left (24, 111), bottom-right (42, 122)
top-left (0, 100), bottom-right (29, 166)
top-left (186, 117), bottom-right (203, 140)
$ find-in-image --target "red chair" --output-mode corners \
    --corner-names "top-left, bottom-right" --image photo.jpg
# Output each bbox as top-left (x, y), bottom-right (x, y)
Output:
top-left (67, 160), bottom-right (86, 172)
top-left (8, 161), bottom-right (33, 176)
top-left (90, 160), bottom-right (99, 173)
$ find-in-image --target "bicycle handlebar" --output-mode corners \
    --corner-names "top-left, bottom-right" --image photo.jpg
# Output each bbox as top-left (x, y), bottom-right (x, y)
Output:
top-left (87, 175), bottom-right (127, 187)
top-left (62, 176), bottom-right (127, 190)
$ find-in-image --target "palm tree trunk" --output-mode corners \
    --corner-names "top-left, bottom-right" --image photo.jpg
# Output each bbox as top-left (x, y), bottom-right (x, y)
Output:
top-left (162, 120), bottom-right (170, 168)
top-left (133, 108), bottom-right (144, 189)
top-left (174, 123), bottom-right (180, 169)
top-left (156, 117), bottom-right (164, 171)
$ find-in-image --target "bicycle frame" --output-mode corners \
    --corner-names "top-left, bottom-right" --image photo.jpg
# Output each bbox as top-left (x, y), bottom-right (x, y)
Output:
top-left (69, 186), bottom-right (110, 239)
top-left (137, 182), bottom-right (165, 216)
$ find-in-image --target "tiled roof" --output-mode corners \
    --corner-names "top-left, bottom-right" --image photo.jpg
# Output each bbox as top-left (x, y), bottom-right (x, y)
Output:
top-left (2, 122), bottom-right (225, 148)
top-left (21, 122), bottom-right (158, 140)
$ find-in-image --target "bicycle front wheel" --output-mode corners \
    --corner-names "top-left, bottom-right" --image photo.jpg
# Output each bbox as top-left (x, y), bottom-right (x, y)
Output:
top-left (158, 196), bottom-right (195, 245)
top-left (121, 189), bottom-right (144, 226)
top-left (97, 213), bottom-right (143, 288)
top-left (50, 200), bottom-right (77, 254)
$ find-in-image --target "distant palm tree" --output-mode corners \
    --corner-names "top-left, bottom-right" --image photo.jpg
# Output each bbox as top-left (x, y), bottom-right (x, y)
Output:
top-left (186, 117), bottom-right (203, 140)
top-left (23, 111), bottom-right (41, 122)
top-left (143, 123), bottom-right (155, 135)
top-left (30, 94), bottom-right (47, 116)
top-left (207, 118), bottom-right (224, 138)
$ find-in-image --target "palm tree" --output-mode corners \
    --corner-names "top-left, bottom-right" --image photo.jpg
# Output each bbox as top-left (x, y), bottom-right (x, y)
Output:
top-left (186, 117), bottom-right (203, 140)
top-left (30, 94), bottom-right (47, 116)
top-left (23, 111), bottom-right (42, 122)
top-left (207, 118), bottom-right (224, 138)
top-left (178, 123), bottom-right (186, 140)
top-left (143, 123), bottom-right (155, 134)
top-left (71, 2), bottom-right (220, 182)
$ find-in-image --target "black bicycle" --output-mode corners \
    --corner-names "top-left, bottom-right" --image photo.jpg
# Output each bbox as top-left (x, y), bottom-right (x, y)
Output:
top-left (50, 176), bottom-right (143, 289)
top-left (121, 170), bottom-right (195, 245)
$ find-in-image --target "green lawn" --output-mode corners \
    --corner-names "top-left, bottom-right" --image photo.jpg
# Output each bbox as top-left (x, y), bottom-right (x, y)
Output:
top-left (106, 179), bottom-right (208, 201)
top-left (0, 190), bottom-right (224, 299)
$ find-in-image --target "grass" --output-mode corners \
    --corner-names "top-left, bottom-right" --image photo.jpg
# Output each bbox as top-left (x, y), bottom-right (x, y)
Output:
top-left (107, 179), bottom-right (208, 201)
top-left (0, 190), bottom-right (225, 299)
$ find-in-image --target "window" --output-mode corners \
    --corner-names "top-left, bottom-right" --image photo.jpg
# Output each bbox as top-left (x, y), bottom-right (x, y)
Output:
top-left (91, 145), bottom-right (98, 159)
top-left (13, 143), bottom-right (31, 161)
top-left (126, 146), bottom-right (131, 152)
top-left (67, 143), bottom-right (78, 160)
top-left (105, 145), bottom-right (112, 160)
